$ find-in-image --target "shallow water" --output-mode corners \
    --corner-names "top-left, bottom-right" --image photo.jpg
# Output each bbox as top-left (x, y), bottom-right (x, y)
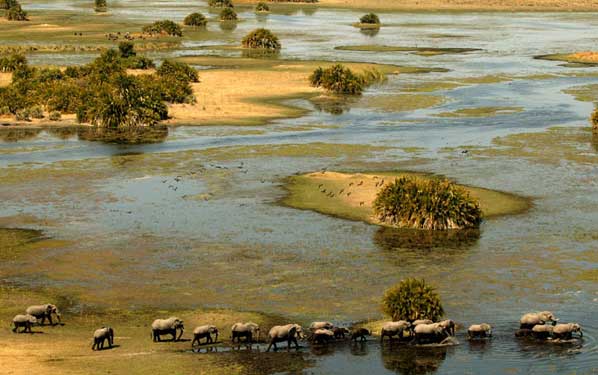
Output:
top-left (2, 3), bottom-right (598, 374)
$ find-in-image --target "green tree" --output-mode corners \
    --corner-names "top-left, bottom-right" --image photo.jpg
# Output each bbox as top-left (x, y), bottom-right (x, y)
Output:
top-left (94, 0), bottom-right (107, 12)
top-left (309, 64), bottom-right (366, 95)
top-left (360, 13), bottom-right (380, 24)
top-left (242, 28), bottom-right (281, 50)
top-left (184, 12), bottom-right (207, 27)
top-left (142, 20), bottom-right (183, 37)
top-left (382, 278), bottom-right (444, 322)
top-left (157, 59), bottom-right (199, 83)
top-left (118, 41), bottom-right (136, 58)
top-left (6, 3), bottom-right (27, 21)
top-left (0, 0), bottom-right (18, 10)
top-left (208, 0), bottom-right (233, 7)
top-left (219, 7), bottom-right (237, 21)
top-left (255, 2), bottom-right (269, 12)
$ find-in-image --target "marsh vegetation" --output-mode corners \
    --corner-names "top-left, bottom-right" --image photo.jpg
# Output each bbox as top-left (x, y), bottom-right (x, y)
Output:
top-left (309, 64), bottom-right (385, 95)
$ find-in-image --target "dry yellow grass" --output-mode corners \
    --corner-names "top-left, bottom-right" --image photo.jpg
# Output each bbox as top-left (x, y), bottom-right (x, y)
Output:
top-left (569, 51), bottom-right (598, 63)
top-left (0, 72), bottom-right (11, 87)
top-left (236, 0), bottom-right (598, 11)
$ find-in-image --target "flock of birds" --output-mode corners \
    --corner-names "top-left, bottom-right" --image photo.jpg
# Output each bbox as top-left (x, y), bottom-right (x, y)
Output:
top-left (11, 305), bottom-right (584, 353)
top-left (317, 174), bottom-right (386, 207)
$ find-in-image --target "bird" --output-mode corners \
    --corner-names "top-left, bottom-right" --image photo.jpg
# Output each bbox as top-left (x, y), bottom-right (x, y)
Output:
top-left (349, 182), bottom-right (354, 187)
top-left (347, 192), bottom-right (352, 196)
top-left (357, 181), bottom-right (363, 186)
top-left (339, 189), bottom-right (344, 194)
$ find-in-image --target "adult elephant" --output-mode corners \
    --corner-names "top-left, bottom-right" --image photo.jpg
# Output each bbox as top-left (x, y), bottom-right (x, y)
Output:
top-left (26, 304), bottom-right (61, 326)
top-left (12, 314), bottom-right (37, 333)
top-left (192, 325), bottom-right (218, 346)
top-left (380, 321), bottom-right (411, 342)
top-left (151, 317), bottom-right (184, 342)
top-left (553, 323), bottom-right (582, 340)
top-left (413, 323), bottom-right (450, 345)
top-left (231, 322), bottom-right (260, 343)
top-left (266, 324), bottom-right (304, 352)
top-left (92, 327), bottom-right (114, 350)
top-left (519, 311), bottom-right (558, 329)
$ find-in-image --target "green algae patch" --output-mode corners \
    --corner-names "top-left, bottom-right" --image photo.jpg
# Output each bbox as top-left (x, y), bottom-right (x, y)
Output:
top-left (563, 83), bottom-right (598, 103)
top-left (335, 45), bottom-right (481, 56)
top-left (360, 93), bottom-right (444, 113)
top-left (436, 106), bottom-right (524, 118)
top-left (281, 171), bottom-right (530, 227)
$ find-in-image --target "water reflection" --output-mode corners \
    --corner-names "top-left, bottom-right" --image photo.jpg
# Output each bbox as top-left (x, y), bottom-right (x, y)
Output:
top-left (381, 345), bottom-right (449, 375)
top-left (241, 49), bottom-right (281, 59)
top-left (0, 128), bottom-right (42, 142)
top-left (311, 96), bottom-right (357, 115)
top-left (591, 130), bottom-right (598, 152)
top-left (360, 28), bottom-right (380, 37)
top-left (373, 227), bottom-right (480, 251)
top-left (46, 127), bottom-right (79, 140)
top-left (219, 21), bottom-right (237, 32)
top-left (77, 126), bottom-right (168, 144)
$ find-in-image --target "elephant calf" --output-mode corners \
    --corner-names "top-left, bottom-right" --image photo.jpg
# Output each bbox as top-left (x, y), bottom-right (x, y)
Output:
top-left (231, 322), bottom-right (260, 343)
top-left (333, 327), bottom-right (350, 340)
top-left (12, 314), bottom-right (37, 333)
top-left (192, 325), bottom-right (219, 346)
top-left (151, 317), bottom-right (184, 342)
top-left (380, 321), bottom-right (411, 342)
top-left (467, 323), bottom-right (492, 339)
top-left (520, 311), bottom-right (558, 330)
top-left (266, 324), bottom-right (304, 352)
top-left (351, 328), bottom-right (370, 342)
top-left (532, 324), bottom-right (553, 340)
top-left (26, 304), bottom-right (61, 326)
top-left (553, 323), bottom-right (583, 340)
top-left (92, 327), bottom-right (114, 350)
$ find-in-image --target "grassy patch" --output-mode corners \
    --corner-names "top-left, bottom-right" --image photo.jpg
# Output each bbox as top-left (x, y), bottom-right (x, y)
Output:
top-left (435, 106), bottom-right (524, 118)
top-left (359, 93), bottom-right (444, 113)
top-left (563, 83), bottom-right (598, 103)
top-left (335, 45), bottom-right (481, 56)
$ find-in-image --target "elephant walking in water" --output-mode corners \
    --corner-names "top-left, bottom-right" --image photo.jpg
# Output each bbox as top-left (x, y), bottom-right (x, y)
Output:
top-left (553, 323), bottom-right (583, 340)
top-left (12, 314), bottom-right (37, 333)
top-left (26, 304), bottom-right (61, 326)
top-left (266, 324), bottom-right (304, 352)
top-left (151, 317), bottom-right (184, 342)
top-left (231, 322), bottom-right (260, 343)
top-left (92, 327), bottom-right (114, 350)
top-left (519, 311), bottom-right (558, 329)
top-left (413, 323), bottom-right (450, 345)
top-left (468, 324), bottom-right (492, 339)
top-left (380, 321), bottom-right (411, 341)
top-left (192, 325), bottom-right (218, 346)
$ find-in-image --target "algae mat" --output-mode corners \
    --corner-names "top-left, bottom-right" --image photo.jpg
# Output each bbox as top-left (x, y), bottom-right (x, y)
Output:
top-left (281, 171), bottom-right (530, 225)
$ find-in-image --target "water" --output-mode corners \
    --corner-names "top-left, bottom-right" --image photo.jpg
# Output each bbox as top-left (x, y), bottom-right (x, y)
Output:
top-left (2, 3), bottom-right (598, 374)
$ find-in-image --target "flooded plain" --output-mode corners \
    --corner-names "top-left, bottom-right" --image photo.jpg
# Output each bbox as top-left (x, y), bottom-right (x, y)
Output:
top-left (1, 1), bottom-right (598, 374)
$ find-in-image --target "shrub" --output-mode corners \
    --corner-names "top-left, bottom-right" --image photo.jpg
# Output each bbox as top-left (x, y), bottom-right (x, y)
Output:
top-left (255, 2), bottom-right (270, 12)
top-left (309, 64), bottom-right (366, 95)
top-left (0, 53), bottom-right (27, 72)
top-left (49, 111), bottom-right (61, 121)
top-left (360, 13), bottom-right (380, 24)
top-left (241, 28), bottom-right (281, 50)
top-left (0, 0), bottom-right (18, 10)
top-left (157, 59), bottom-right (199, 83)
top-left (184, 12), bottom-right (207, 27)
top-left (142, 20), bottom-right (183, 37)
top-left (15, 108), bottom-right (31, 121)
top-left (208, 0), bottom-right (233, 7)
top-left (0, 105), bottom-right (10, 115)
top-left (219, 7), bottom-right (237, 21)
top-left (118, 41), bottom-right (136, 58)
top-left (94, 0), bottom-right (107, 12)
top-left (29, 105), bottom-right (44, 119)
top-left (373, 176), bottom-right (482, 230)
top-left (6, 4), bottom-right (28, 21)
top-left (591, 107), bottom-right (598, 131)
top-left (382, 278), bottom-right (444, 322)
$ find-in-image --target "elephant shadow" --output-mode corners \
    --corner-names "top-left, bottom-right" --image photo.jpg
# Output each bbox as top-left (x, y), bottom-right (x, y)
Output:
top-left (95, 344), bottom-right (120, 351)
top-left (381, 345), bottom-right (449, 375)
top-left (467, 339), bottom-right (492, 354)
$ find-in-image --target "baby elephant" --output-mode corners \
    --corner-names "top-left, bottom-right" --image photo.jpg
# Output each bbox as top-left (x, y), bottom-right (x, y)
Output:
top-left (532, 324), bottom-right (553, 340)
top-left (192, 325), bottom-right (219, 346)
top-left (92, 327), bottom-right (114, 350)
top-left (231, 322), bottom-right (260, 343)
top-left (333, 327), bottom-right (350, 339)
top-left (351, 328), bottom-right (370, 342)
top-left (467, 323), bottom-right (492, 339)
top-left (553, 323), bottom-right (583, 340)
top-left (12, 314), bottom-right (37, 333)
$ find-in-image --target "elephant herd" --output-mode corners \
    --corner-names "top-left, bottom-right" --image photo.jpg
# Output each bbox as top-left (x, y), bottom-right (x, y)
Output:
top-left (11, 305), bottom-right (584, 352)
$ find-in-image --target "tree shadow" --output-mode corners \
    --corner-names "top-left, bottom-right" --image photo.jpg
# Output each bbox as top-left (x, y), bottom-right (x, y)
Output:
top-left (0, 128), bottom-right (42, 142)
top-left (381, 345), bottom-right (449, 375)
top-left (77, 125), bottom-right (168, 144)
top-left (219, 21), bottom-right (237, 32)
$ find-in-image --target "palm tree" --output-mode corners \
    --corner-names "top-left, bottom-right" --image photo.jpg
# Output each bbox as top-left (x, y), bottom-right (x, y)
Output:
top-left (219, 7), bottom-right (237, 21)
top-left (382, 278), bottom-right (444, 322)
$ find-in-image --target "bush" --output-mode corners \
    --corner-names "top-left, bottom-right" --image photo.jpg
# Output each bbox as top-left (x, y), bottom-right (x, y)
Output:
top-left (15, 108), bottom-right (31, 121)
top-left (0, 53), bottom-right (26, 72)
top-left (309, 64), bottom-right (366, 95)
top-left (94, 0), bottom-right (107, 12)
top-left (49, 111), bottom-right (61, 121)
top-left (142, 20), bottom-right (183, 37)
top-left (29, 105), bottom-right (44, 119)
top-left (241, 28), bottom-right (281, 50)
top-left (382, 278), bottom-right (444, 324)
top-left (208, 0), bottom-right (233, 7)
top-left (118, 41), bottom-right (136, 58)
top-left (0, 0), bottom-right (18, 10)
top-left (360, 13), bottom-right (380, 24)
top-left (219, 7), bottom-right (237, 21)
top-left (373, 176), bottom-right (482, 230)
top-left (6, 4), bottom-right (27, 21)
top-left (157, 59), bottom-right (199, 83)
top-left (255, 2), bottom-right (270, 12)
top-left (591, 108), bottom-right (598, 131)
top-left (184, 12), bottom-right (207, 27)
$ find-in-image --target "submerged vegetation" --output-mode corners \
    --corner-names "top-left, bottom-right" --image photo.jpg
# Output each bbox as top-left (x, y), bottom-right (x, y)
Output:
top-left (219, 7), bottom-right (238, 21)
top-left (309, 64), bottom-right (385, 95)
top-left (142, 20), bottom-right (183, 37)
top-left (382, 278), bottom-right (444, 322)
top-left (242, 28), bottom-right (281, 50)
top-left (0, 48), bottom-right (196, 127)
top-left (373, 177), bottom-right (482, 230)
top-left (183, 12), bottom-right (207, 27)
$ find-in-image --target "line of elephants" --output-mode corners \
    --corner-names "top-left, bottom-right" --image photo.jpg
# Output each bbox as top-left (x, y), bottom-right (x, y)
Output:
top-left (11, 305), bottom-right (583, 352)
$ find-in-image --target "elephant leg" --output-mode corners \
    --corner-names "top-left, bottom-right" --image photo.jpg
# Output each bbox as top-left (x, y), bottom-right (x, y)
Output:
top-left (266, 340), bottom-right (275, 352)
top-left (12, 324), bottom-right (17, 333)
top-left (92, 340), bottom-right (96, 351)
top-left (192, 336), bottom-right (198, 347)
top-left (380, 332), bottom-right (385, 342)
top-left (176, 329), bottom-right (183, 342)
top-left (47, 315), bottom-right (53, 326)
top-left (293, 337), bottom-right (299, 349)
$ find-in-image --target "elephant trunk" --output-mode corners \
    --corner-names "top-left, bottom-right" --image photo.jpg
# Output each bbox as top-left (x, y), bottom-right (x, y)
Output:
top-left (55, 312), bottom-right (61, 323)
top-left (177, 328), bottom-right (184, 341)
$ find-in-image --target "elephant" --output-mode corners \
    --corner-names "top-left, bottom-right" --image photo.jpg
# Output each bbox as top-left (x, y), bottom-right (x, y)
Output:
top-left (467, 324), bottom-right (492, 339)
top-left (552, 323), bottom-right (582, 340)
top-left (266, 324), bottom-right (304, 352)
top-left (381, 321), bottom-right (411, 342)
top-left (438, 320), bottom-right (456, 337)
top-left (312, 328), bottom-right (334, 344)
top-left (351, 328), bottom-right (370, 342)
top-left (333, 327), bottom-right (350, 339)
top-left (413, 323), bottom-right (450, 345)
top-left (531, 324), bottom-right (553, 340)
top-left (514, 328), bottom-right (534, 338)
top-left (151, 317), bottom-right (184, 342)
top-left (231, 322), bottom-right (260, 343)
top-left (12, 314), bottom-right (37, 333)
top-left (519, 311), bottom-right (558, 329)
top-left (412, 319), bottom-right (433, 326)
top-left (26, 304), bottom-right (61, 326)
top-left (309, 321), bottom-right (334, 331)
top-left (192, 325), bottom-right (218, 346)
top-left (92, 327), bottom-right (114, 350)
